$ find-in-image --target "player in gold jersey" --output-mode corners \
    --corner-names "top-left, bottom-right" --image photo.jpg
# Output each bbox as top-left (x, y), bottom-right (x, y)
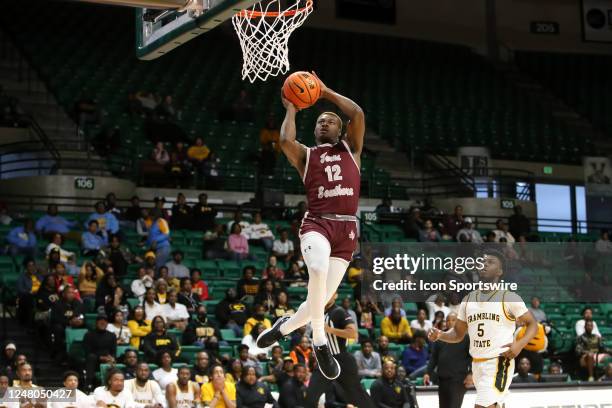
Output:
top-left (428, 249), bottom-right (538, 408)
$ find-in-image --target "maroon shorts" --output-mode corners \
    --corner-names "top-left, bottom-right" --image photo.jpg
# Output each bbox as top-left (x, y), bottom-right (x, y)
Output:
top-left (298, 212), bottom-right (358, 262)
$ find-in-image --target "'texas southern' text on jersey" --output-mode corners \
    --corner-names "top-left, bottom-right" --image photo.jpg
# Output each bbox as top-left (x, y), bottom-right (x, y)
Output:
top-left (303, 140), bottom-right (360, 216)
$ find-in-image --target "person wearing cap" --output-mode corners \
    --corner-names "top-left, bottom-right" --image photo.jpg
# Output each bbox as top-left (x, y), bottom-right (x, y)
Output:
top-left (456, 217), bottom-right (483, 244)
top-left (148, 208), bottom-right (172, 268)
top-left (1, 343), bottom-right (17, 376)
top-left (492, 219), bottom-right (515, 244)
top-left (83, 314), bottom-right (117, 388)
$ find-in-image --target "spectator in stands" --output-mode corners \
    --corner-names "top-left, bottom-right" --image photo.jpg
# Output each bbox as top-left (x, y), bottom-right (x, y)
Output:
top-left (141, 316), bottom-right (180, 363)
top-left (35, 204), bottom-right (76, 238)
top-left (183, 304), bottom-right (219, 350)
top-left (512, 357), bottom-right (537, 383)
top-left (159, 267), bottom-right (180, 293)
top-left (155, 278), bottom-right (171, 304)
top-left (192, 193), bottom-right (217, 232)
top-left (152, 350), bottom-right (178, 392)
top-left (104, 192), bottom-right (122, 220)
top-left (201, 151), bottom-right (222, 190)
top-left (236, 266), bottom-right (260, 299)
top-left (244, 304), bottom-right (272, 336)
top-left (262, 255), bottom-right (284, 281)
top-left (289, 336), bottom-right (312, 366)
top-left (86, 201), bottom-right (120, 237)
top-left (45, 233), bottom-right (75, 265)
top-left (192, 351), bottom-right (212, 386)
top-left (403, 207), bottom-right (424, 240)
top-left (508, 205), bottom-right (530, 239)
top-left (0, 203), bottom-right (12, 226)
top-left (270, 291), bottom-right (292, 322)
top-left (161, 289), bottom-right (189, 331)
top-left (245, 212), bottom-right (274, 252)
top-left (152, 141), bottom-right (170, 166)
top-left (286, 260), bottom-right (307, 284)
top-left (576, 307), bottom-right (602, 337)
top-left (383, 297), bottom-right (406, 318)
top-left (242, 323), bottom-right (276, 361)
top-left (528, 297), bottom-right (547, 323)
top-left (426, 294), bottom-right (450, 322)
top-left (16, 258), bottom-right (42, 326)
top-left (357, 297), bottom-right (380, 335)
top-left (102, 235), bottom-right (141, 277)
top-left (410, 308), bottom-right (433, 335)
top-left (0, 343), bottom-right (17, 377)
top-left (226, 211), bottom-right (250, 235)
top-left (595, 230), bottom-right (612, 253)
top-left (131, 267), bottom-right (154, 302)
top-left (227, 359), bottom-right (244, 384)
top-left (50, 286), bottom-right (84, 359)
top-left (95, 273), bottom-right (117, 310)
top-left (148, 209), bottom-right (171, 268)
top-left (170, 193), bottom-right (192, 231)
top-left (278, 363), bottom-right (307, 408)
top-left (443, 205), bottom-right (465, 240)
top-left (157, 94), bottom-right (178, 119)
top-left (375, 197), bottom-right (393, 215)
top-left (381, 307), bottom-right (413, 344)
top-left (216, 288), bottom-right (248, 337)
top-left (376, 336), bottom-right (397, 363)
top-left (254, 279), bottom-right (277, 314)
top-left (370, 361), bottom-right (408, 408)
top-left (124, 196), bottom-right (142, 225)
top-left (188, 136), bottom-right (211, 171)
top-left (271, 229), bottom-right (294, 263)
top-left (401, 333), bottom-right (428, 378)
top-left (168, 141), bottom-right (192, 188)
top-left (35, 274), bottom-right (59, 323)
top-left (103, 286), bottom-right (130, 323)
top-left (599, 362), bottom-right (612, 382)
top-left (127, 305), bottom-right (151, 350)
top-left (124, 362), bottom-right (165, 406)
top-left (236, 365), bottom-right (278, 408)
top-left (456, 217), bottom-right (483, 243)
top-left (354, 339), bottom-right (382, 378)
top-left (143, 287), bottom-right (164, 321)
top-left (84, 314), bottom-right (117, 387)
top-left (106, 309), bottom-right (132, 345)
top-left (81, 220), bottom-right (107, 256)
top-left (77, 261), bottom-right (102, 301)
top-left (177, 278), bottom-right (199, 313)
top-left (227, 223), bottom-right (254, 261)
top-left (576, 320), bottom-right (610, 381)
top-left (201, 364), bottom-right (237, 408)
top-left (260, 114), bottom-right (281, 153)
top-left (7, 219), bottom-right (37, 258)
top-left (190, 269), bottom-right (209, 301)
top-left (166, 250), bottom-right (190, 279)
top-left (418, 219), bottom-right (441, 242)
top-left (493, 219), bottom-right (515, 244)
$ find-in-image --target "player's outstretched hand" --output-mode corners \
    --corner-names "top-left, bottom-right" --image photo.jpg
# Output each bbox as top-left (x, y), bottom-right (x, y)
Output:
top-left (428, 327), bottom-right (442, 342)
top-left (500, 342), bottom-right (521, 359)
top-left (310, 71), bottom-right (329, 96)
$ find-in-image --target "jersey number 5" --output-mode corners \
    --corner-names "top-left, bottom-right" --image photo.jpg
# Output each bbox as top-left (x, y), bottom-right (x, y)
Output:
top-left (477, 323), bottom-right (484, 337)
top-left (324, 165), bottom-right (343, 182)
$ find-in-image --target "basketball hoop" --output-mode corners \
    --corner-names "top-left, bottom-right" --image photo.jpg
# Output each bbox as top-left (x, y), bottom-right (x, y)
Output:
top-left (232, 0), bottom-right (314, 83)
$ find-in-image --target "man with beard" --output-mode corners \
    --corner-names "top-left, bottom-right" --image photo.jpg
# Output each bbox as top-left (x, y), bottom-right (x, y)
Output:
top-left (124, 363), bottom-right (165, 408)
top-left (166, 366), bottom-right (201, 408)
top-left (121, 350), bottom-right (139, 380)
top-left (182, 306), bottom-right (220, 351)
top-left (191, 352), bottom-right (213, 386)
top-left (236, 366), bottom-right (278, 408)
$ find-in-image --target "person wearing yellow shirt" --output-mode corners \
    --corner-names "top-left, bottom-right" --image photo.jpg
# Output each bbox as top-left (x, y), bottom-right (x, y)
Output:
top-left (259, 116), bottom-right (281, 154)
top-left (381, 308), bottom-right (413, 344)
top-left (201, 365), bottom-right (236, 408)
top-left (243, 304), bottom-right (272, 336)
top-left (188, 137), bottom-right (211, 163)
top-left (127, 305), bottom-right (152, 349)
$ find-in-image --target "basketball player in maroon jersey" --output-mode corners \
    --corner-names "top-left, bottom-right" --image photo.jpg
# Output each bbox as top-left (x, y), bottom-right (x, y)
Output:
top-left (257, 73), bottom-right (364, 380)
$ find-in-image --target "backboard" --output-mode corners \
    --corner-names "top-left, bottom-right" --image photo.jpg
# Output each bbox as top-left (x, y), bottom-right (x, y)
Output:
top-left (136, 0), bottom-right (260, 60)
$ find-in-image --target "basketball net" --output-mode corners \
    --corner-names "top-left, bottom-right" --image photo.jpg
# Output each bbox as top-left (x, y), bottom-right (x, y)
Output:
top-left (232, 0), bottom-right (313, 83)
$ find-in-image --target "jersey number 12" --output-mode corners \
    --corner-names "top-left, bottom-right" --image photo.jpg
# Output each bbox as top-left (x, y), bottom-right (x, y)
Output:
top-left (324, 165), bottom-right (343, 182)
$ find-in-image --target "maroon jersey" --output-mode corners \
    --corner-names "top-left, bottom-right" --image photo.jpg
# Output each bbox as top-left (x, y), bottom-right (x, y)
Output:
top-left (303, 140), bottom-right (360, 216)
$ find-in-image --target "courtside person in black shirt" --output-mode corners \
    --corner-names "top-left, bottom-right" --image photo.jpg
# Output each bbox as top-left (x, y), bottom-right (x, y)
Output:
top-left (370, 361), bottom-right (408, 408)
top-left (83, 314), bottom-right (117, 388)
top-left (423, 312), bottom-right (471, 408)
top-left (305, 293), bottom-right (375, 408)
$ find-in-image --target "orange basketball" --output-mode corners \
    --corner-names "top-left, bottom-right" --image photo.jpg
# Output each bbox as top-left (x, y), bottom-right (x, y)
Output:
top-left (282, 71), bottom-right (321, 109)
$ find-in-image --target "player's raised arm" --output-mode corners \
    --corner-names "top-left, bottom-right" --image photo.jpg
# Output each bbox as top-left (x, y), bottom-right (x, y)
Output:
top-left (280, 93), bottom-right (307, 177)
top-left (314, 72), bottom-right (365, 156)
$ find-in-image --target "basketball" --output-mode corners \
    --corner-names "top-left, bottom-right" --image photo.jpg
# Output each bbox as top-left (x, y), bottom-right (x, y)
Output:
top-left (282, 71), bottom-right (321, 109)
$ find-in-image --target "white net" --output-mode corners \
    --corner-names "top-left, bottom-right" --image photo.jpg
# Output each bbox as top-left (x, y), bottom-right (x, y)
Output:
top-left (232, 0), bottom-right (313, 83)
